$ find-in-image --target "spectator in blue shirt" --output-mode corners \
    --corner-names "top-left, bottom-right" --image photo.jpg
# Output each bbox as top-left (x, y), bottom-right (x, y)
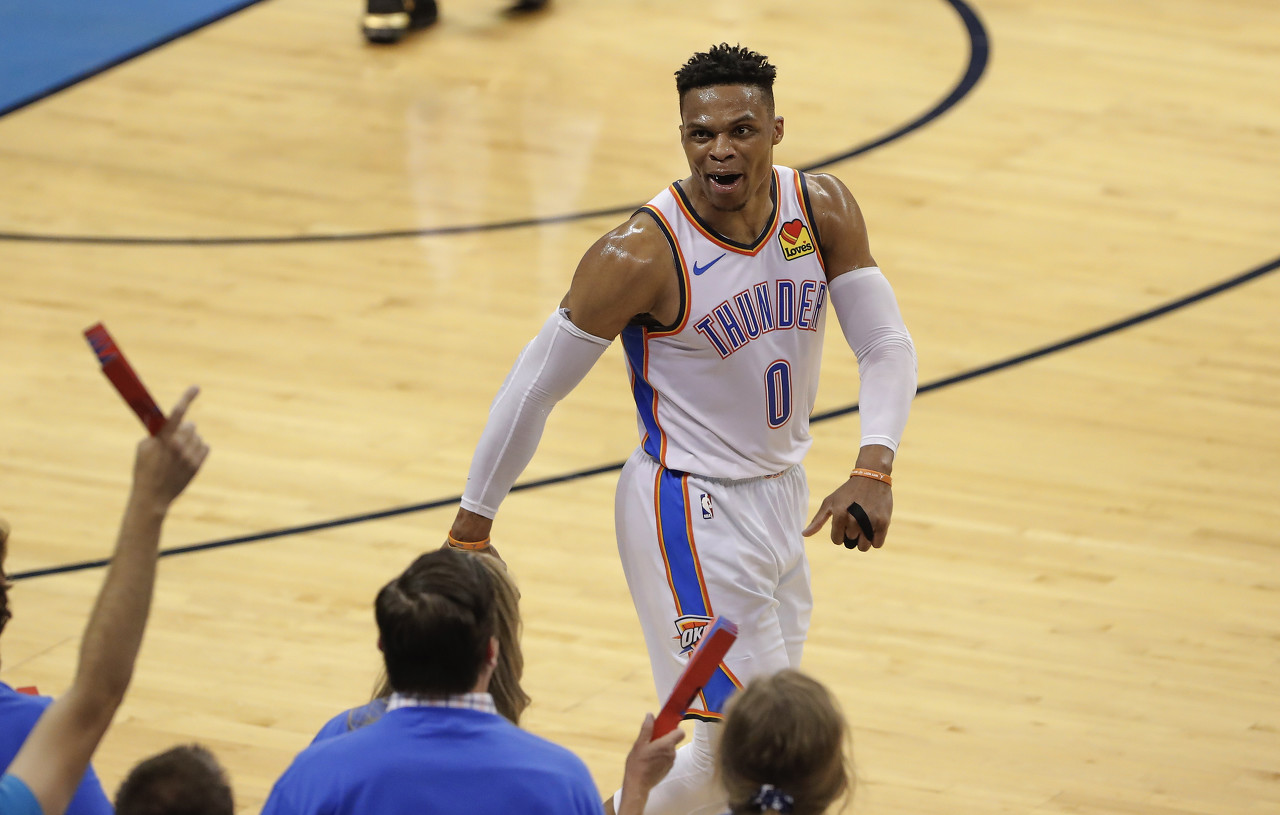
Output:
top-left (0, 519), bottom-right (111, 815)
top-left (262, 547), bottom-right (607, 815)
top-left (312, 553), bottom-right (530, 742)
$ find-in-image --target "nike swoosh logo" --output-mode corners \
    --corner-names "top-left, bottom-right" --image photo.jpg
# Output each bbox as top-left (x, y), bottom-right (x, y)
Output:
top-left (692, 253), bottom-right (727, 276)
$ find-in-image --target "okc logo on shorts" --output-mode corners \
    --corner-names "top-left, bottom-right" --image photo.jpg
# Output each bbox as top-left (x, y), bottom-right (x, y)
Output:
top-left (672, 614), bottom-right (714, 654)
top-left (700, 493), bottom-right (714, 519)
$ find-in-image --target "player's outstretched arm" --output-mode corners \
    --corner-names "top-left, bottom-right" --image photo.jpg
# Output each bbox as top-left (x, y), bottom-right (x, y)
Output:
top-left (447, 216), bottom-right (677, 549)
top-left (5, 387), bottom-right (209, 815)
top-left (802, 174), bottom-right (917, 551)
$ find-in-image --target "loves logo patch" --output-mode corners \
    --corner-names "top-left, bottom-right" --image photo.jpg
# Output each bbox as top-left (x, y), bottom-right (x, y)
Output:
top-left (778, 219), bottom-right (815, 261)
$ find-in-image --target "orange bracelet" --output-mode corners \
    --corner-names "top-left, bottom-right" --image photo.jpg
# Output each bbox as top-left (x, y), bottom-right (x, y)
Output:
top-left (447, 533), bottom-right (492, 551)
top-left (849, 468), bottom-right (892, 486)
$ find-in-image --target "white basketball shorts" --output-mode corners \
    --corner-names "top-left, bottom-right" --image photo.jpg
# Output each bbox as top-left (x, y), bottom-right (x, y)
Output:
top-left (614, 447), bottom-right (813, 721)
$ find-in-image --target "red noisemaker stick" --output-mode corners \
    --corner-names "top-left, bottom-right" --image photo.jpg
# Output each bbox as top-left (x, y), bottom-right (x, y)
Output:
top-left (652, 616), bottom-right (738, 739)
top-left (83, 323), bottom-right (166, 436)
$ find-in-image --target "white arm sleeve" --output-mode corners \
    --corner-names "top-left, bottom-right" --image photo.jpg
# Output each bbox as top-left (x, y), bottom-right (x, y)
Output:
top-left (828, 267), bottom-right (918, 452)
top-left (460, 309), bottom-right (611, 518)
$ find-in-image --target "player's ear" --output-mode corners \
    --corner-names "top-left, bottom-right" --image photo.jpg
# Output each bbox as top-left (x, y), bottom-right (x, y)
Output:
top-left (487, 636), bottom-right (500, 669)
top-left (773, 116), bottom-right (784, 145)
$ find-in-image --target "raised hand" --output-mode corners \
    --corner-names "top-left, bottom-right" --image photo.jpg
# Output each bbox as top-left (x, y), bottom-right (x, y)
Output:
top-left (617, 713), bottom-right (685, 815)
top-left (131, 386), bottom-right (209, 511)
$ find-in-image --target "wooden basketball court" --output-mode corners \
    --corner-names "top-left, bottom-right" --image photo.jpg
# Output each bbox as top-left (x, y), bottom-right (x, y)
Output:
top-left (1, 0), bottom-right (1277, 812)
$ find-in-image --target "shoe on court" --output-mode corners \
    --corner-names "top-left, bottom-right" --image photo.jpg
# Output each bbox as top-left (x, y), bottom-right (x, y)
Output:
top-left (362, 0), bottom-right (438, 44)
top-left (505, 0), bottom-right (548, 12)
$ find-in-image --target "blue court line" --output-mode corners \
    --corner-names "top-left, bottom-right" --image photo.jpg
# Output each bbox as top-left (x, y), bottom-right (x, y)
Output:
top-left (10, 252), bottom-right (1278, 582)
top-left (0, 0), bottom-right (271, 120)
top-left (0, 0), bottom-right (988, 246)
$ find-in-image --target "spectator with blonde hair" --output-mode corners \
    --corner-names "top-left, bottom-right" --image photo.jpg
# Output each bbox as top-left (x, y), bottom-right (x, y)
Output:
top-left (615, 669), bottom-right (851, 815)
top-left (717, 670), bottom-right (852, 815)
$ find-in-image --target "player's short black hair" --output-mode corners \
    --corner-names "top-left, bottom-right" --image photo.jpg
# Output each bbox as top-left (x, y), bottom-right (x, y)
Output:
top-left (675, 43), bottom-right (777, 102)
top-left (375, 548), bottom-right (496, 697)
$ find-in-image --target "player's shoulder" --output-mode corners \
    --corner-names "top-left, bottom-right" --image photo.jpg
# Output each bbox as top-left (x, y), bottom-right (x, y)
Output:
top-left (563, 209), bottom-right (681, 333)
top-left (579, 210), bottom-right (677, 276)
top-left (599, 209), bottom-right (675, 254)
top-left (795, 172), bottom-right (874, 269)
top-left (799, 171), bottom-right (859, 215)
top-left (799, 171), bottom-right (868, 237)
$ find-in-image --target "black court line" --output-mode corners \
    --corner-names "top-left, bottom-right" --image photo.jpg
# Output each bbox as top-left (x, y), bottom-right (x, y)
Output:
top-left (9, 462), bottom-right (625, 580)
top-left (6, 0), bottom-right (989, 580)
top-left (0, 0), bottom-right (271, 121)
top-left (814, 253), bottom-right (1280, 421)
top-left (11, 1), bottom-right (1270, 581)
top-left (0, 0), bottom-right (989, 246)
top-left (11, 252), bottom-right (1278, 582)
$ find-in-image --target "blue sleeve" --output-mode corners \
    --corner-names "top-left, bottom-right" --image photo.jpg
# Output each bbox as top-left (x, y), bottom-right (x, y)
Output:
top-left (0, 774), bottom-right (44, 815)
top-left (64, 763), bottom-right (112, 815)
top-left (0, 691), bottom-right (110, 815)
top-left (570, 757), bottom-right (605, 815)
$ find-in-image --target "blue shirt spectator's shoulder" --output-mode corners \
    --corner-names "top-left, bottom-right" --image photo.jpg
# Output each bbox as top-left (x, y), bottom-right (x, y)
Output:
top-left (311, 698), bottom-right (389, 745)
top-left (0, 684), bottom-right (112, 815)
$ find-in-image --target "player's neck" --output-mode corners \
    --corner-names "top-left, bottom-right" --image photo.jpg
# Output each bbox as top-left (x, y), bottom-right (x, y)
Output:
top-left (687, 182), bottom-right (776, 245)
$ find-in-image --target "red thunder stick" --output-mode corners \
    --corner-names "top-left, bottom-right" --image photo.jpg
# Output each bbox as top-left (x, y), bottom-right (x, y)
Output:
top-left (83, 323), bottom-right (166, 436)
top-left (652, 616), bottom-right (739, 739)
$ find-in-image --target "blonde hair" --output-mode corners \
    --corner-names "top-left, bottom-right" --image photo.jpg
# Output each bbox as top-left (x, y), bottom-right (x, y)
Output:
top-left (718, 670), bottom-right (852, 815)
top-left (356, 554), bottom-right (530, 727)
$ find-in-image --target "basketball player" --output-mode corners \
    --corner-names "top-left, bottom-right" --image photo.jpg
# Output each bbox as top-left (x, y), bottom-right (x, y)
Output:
top-left (445, 44), bottom-right (917, 815)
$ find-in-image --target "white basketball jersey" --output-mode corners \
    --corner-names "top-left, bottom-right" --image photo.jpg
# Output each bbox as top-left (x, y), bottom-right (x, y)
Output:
top-left (621, 166), bottom-right (829, 479)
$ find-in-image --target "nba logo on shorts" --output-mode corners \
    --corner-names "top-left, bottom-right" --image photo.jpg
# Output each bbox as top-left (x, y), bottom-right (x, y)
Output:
top-left (700, 493), bottom-right (714, 519)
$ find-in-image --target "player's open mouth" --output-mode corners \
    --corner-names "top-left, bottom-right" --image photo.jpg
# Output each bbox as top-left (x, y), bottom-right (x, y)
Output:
top-left (707, 172), bottom-right (743, 192)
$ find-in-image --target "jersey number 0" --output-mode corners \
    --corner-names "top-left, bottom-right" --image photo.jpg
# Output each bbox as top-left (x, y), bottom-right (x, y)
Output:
top-left (765, 360), bottom-right (793, 428)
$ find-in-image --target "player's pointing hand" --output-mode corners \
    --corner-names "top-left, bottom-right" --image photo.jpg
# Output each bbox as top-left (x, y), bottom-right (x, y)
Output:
top-left (803, 472), bottom-right (892, 553)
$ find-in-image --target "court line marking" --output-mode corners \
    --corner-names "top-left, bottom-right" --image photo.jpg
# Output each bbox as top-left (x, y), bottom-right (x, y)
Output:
top-left (9, 0), bottom-right (1273, 580)
top-left (11, 252), bottom-right (1277, 581)
top-left (0, 0), bottom-right (987, 246)
top-left (8, 0), bottom-right (987, 579)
